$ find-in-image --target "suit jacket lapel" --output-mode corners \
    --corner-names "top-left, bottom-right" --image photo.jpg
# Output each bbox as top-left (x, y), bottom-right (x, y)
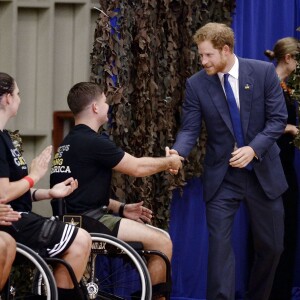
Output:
top-left (238, 59), bottom-right (254, 142)
top-left (205, 74), bottom-right (235, 137)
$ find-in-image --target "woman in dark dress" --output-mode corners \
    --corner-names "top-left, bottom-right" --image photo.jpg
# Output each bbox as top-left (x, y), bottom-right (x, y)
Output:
top-left (265, 37), bottom-right (299, 300)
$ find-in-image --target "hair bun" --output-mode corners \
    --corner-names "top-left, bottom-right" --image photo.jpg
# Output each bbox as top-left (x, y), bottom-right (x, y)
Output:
top-left (264, 49), bottom-right (275, 60)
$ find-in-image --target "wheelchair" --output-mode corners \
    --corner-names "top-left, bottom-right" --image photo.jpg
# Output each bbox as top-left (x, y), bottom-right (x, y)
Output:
top-left (1, 242), bottom-right (58, 300)
top-left (1, 232), bottom-right (152, 300)
top-left (51, 198), bottom-right (172, 300)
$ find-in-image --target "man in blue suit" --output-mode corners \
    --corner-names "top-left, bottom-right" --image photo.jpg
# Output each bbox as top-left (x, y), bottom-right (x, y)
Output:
top-left (169, 23), bottom-right (288, 300)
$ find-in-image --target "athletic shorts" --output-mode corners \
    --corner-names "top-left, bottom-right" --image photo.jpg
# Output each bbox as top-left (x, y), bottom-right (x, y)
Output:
top-left (100, 214), bottom-right (121, 236)
top-left (0, 212), bottom-right (78, 257)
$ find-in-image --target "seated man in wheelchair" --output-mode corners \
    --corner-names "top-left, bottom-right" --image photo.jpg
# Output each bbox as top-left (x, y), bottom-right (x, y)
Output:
top-left (50, 82), bottom-right (183, 298)
top-left (0, 203), bottom-right (20, 292)
top-left (0, 72), bottom-right (92, 300)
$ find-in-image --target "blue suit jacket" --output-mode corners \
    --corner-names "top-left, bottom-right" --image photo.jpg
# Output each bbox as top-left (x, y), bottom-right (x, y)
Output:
top-left (173, 57), bottom-right (288, 201)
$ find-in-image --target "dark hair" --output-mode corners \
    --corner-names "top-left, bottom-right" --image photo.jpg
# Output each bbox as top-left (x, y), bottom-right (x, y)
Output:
top-left (265, 37), bottom-right (299, 62)
top-left (0, 72), bottom-right (15, 99)
top-left (67, 82), bottom-right (104, 115)
top-left (193, 22), bottom-right (235, 51)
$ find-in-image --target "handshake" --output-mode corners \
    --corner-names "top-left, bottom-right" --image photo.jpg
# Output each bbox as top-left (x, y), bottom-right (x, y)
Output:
top-left (165, 146), bottom-right (183, 175)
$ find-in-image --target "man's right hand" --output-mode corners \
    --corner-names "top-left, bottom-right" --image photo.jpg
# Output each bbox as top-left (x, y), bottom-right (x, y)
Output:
top-left (165, 147), bottom-right (182, 174)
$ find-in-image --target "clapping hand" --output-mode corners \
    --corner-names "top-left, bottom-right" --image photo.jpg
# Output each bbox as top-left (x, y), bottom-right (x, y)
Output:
top-left (29, 146), bottom-right (53, 183)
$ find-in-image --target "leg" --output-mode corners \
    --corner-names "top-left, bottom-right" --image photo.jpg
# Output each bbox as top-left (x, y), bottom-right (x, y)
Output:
top-left (117, 219), bottom-right (172, 286)
top-left (244, 176), bottom-right (284, 300)
top-left (269, 165), bottom-right (298, 300)
top-left (0, 232), bottom-right (16, 290)
top-left (206, 196), bottom-right (240, 300)
top-left (54, 228), bottom-right (92, 288)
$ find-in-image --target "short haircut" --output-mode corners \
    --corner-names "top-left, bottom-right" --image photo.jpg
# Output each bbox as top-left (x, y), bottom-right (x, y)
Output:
top-left (67, 82), bottom-right (104, 115)
top-left (193, 22), bottom-right (235, 51)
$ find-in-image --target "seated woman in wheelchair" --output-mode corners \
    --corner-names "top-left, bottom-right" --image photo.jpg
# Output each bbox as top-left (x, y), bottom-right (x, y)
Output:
top-left (0, 72), bottom-right (92, 300)
top-left (50, 82), bottom-right (183, 298)
top-left (0, 203), bottom-right (20, 292)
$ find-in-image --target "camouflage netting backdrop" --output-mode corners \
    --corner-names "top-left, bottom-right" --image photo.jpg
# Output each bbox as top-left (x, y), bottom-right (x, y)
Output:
top-left (90, 0), bottom-right (236, 229)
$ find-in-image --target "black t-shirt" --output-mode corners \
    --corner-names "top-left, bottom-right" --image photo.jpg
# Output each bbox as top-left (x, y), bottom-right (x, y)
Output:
top-left (0, 130), bottom-right (32, 212)
top-left (50, 124), bottom-right (125, 213)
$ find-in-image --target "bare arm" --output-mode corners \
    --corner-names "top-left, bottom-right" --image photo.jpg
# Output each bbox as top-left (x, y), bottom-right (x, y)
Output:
top-left (0, 146), bottom-right (52, 203)
top-left (107, 199), bottom-right (152, 223)
top-left (30, 178), bottom-right (78, 202)
top-left (113, 152), bottom-right (183, 177)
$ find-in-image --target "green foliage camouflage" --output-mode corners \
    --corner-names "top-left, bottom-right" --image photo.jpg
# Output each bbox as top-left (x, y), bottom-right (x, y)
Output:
top-left (90, 0), bottom-right (236, 229)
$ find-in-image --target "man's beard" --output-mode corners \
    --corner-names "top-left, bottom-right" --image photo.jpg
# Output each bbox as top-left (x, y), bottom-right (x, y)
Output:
top-left (203, 57), bottom-right (227, 76)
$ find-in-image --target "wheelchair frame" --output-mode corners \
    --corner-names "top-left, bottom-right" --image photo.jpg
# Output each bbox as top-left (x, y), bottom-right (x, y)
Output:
top-left (52, 198), bottom-right (171, 300)
top-left (1, 234), bottom-right (154, 300)
top-left (1, 242), bottom-right (58, 300)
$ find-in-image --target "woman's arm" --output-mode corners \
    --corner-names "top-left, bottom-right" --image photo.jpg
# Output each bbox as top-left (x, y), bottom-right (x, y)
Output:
top-left (0, 146), bottom-right (53, 202)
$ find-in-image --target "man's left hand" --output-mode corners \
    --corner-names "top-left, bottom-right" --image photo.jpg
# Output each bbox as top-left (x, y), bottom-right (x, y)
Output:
top-left (123, 201), bottom-right (153, 224)
top-left (229, 146), bottom-right (255, 168)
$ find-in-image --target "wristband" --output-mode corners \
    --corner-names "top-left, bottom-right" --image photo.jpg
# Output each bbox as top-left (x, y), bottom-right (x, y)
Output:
top-left (118, 203), bottom-right (126, 217)
top-left (32, 189), bottom-right (39, 202)
top-left (23, 176), bottom-right (34, 188)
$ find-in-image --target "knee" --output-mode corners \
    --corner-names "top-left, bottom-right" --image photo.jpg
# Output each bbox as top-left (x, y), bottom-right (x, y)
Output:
top-left (259, 241), bottom-right (283, 263)
top-left (147, 232), bottom-right (173, 260)
top-left (72, 228), bottom-right (92, 258)
top-left (0, 239), bottom-right (7, 262)
top-left (0, 233), bottom-right (16, 257)
top-left (161, 235), bottom-right (173, 259)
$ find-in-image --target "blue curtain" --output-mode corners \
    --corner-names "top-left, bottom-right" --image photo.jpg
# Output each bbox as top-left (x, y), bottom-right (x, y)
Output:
top-left (232, 0), bottom-right (300, 60)
top-left (169, 1), bottom-right (300, 299)
top-left (169, 178), bottom-right (251, 300)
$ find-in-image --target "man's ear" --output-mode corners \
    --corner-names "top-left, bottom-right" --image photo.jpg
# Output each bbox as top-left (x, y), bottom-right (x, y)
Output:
top-left (223, 44), bottom-right (231, 55)
top-left (92, 102), bottom-right (98, 113)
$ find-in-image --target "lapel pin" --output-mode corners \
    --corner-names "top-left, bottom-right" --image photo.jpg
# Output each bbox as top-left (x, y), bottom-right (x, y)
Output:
top-left (245, 84), bottom-right (250, 90)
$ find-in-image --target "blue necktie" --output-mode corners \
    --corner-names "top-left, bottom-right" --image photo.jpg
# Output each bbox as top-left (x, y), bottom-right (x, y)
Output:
top-left (223, 74), bottom-right (245, 148)
top-left (223, 74), bottom-right (252, 170)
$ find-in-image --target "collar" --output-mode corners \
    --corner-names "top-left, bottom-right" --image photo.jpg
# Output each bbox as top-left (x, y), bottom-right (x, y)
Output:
top-left (218, 55), bottom-right (239, 81)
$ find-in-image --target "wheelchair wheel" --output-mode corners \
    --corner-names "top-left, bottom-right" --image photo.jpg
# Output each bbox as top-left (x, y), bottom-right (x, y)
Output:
top-left (1, 243), bottom-right (58, 300)
top-left (83, 233), bottom-right (152, 300)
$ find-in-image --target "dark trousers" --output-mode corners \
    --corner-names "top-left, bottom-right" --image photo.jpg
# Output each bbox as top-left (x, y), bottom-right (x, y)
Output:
top-left (205, 167), bottom-right (284, 300)
top-left (269, 163), bottom-right (298, 300)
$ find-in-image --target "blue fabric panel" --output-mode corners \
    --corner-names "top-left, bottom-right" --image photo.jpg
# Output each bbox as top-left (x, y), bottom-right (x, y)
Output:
top-left (232, 0), bottom-right (300, 61)
top-left (169, 178), bottom-right (252, 300)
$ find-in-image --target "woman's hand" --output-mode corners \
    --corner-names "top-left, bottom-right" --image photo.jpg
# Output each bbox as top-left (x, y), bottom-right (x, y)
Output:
top-left (0, 203), bottom-right (21, 226)
top-left (123, 201), bottom-right (153, 224)
top-left (28, 146), bottom-right (53, 183)
top-left (285, 124), bottom-right (299, 136)
top-left (48, 177), bottom-right (78, 199)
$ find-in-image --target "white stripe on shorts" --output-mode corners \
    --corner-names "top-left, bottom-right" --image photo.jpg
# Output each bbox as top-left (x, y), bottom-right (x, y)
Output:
top-left (47, 224), bottom-right (75, 257)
